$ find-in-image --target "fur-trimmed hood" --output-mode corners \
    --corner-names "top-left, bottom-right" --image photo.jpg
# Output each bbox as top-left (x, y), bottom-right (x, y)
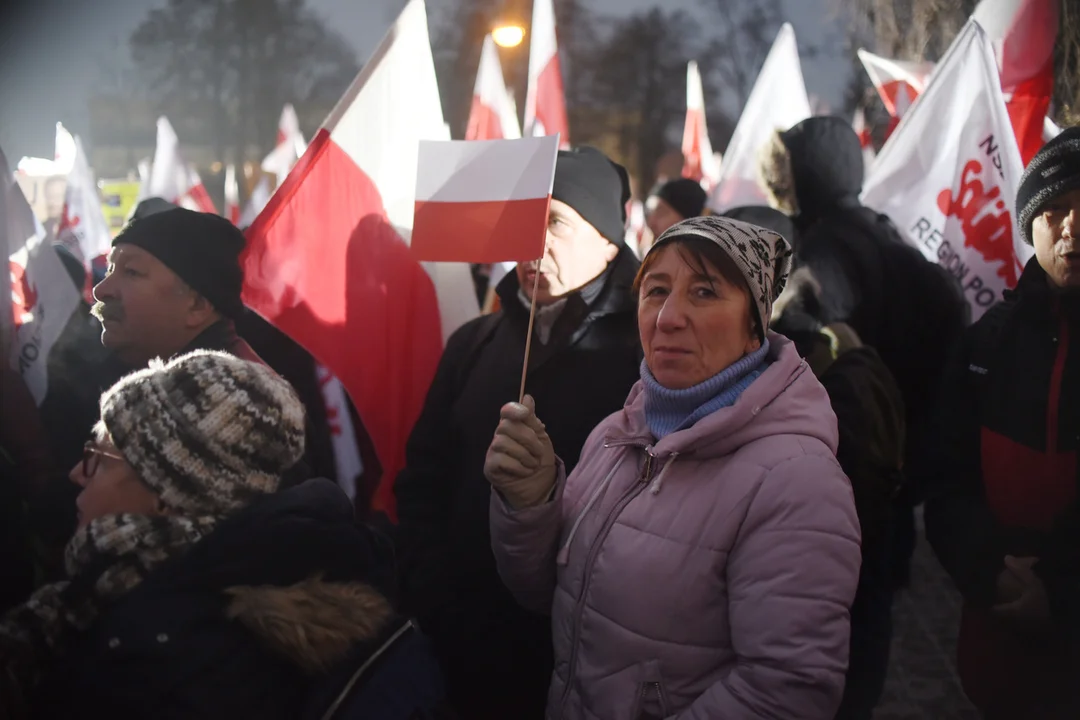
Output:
top-left (226, 574), bottom-right (395, 674)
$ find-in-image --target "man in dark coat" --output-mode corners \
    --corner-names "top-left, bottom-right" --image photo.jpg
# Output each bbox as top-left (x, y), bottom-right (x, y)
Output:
top-left (394, 147), bottom-right (642, 719)
top-left (760, 116), bottom-right (967, 587)
top-left (923, 128), bottom-right (1080, 719)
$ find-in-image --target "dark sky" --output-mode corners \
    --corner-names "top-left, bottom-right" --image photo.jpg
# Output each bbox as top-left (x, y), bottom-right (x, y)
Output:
top-left (0, 0), bottom-right (851, 161)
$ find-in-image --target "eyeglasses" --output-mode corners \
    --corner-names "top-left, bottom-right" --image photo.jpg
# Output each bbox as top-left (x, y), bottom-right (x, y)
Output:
top-left (82, 442), bottom-right (125, 478)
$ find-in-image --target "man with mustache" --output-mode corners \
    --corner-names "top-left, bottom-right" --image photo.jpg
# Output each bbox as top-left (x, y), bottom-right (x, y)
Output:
top-left (924, 127), bottom-right (1080, 718)
top-left (394, 147), bottom-right (641, 720)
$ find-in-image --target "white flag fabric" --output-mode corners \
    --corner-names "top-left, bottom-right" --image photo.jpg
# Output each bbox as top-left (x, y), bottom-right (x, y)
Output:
top-left (262, 104), bottom-right (307, 182)
top-left (682, 61), bottom-right (720, 189)
top-left (862, 20), bottom-right (1034, 322)
top-left (316, 364), bottom-right (363, 500)
top-left (857, 50), bottom-right (933, 119)
top-left (239, 175), bottom-right (271, 228)
top-left (4, 145), bottom-right (81, 404)
top-left (524, 0), bottom-right (570, 147)
top-left (148, 117), bottom-right (216, 213)
top-left (706, 24), bottom-right (810, 213)
top-left (224, 163), bottom-right (241, 225)
top-left (55, 126), bottom-right (111, 267)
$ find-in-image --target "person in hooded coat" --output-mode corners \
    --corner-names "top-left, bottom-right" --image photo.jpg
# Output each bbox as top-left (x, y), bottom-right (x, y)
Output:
top-left (394, 147), bottom-right (642, 719)
top-left (0, 350), bottom-right (402, 720)
top-left (760, 116), bottom-right (966, 587)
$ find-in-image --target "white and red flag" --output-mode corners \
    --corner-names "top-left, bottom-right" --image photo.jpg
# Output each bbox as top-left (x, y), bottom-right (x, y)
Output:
top-left (974, 0), bottom-right (1057, 164)
top-left (54, 125), bottom-right (110, 269)
top-left (857, 50), bottom-right (932, 123)
top-left (4, 145), bottom-right (81, 403)
top-left (224, 163), bottom-right (241, 225)
top-left (852, 107), bottom-right (876, 172)
top-left (707, 23), bottom-right (810, 213)
top-left (862, 19), bottom-right (1033, 322)
top-left (242, 0), bottom-right (477, 518)
top-left (147, 116), bottom-right (216, 213)
top-left (467, 35), bottom-right (522, 141)
top-left (524, 0), bottom-right (569, 148)
top-left (682, 61), bottom-right (720, 190)
top-left (262, 104), bottom-right (307, 182)
top-left (412, 136), bottom-right (558, 263)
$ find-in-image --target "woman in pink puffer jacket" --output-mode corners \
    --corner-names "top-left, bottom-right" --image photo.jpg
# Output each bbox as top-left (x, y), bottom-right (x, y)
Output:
top-left (485, 216), bottom-right (862, 720)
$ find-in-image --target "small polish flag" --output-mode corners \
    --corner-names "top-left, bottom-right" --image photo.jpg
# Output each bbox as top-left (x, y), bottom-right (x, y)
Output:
top-left (466, 35), bottom-right (522, 141)
top-left (524, 0), bottom-right (569, 148)
top-left (148, 117), bottom-right (217, 214)
top-left (682, 61), bottom-right (720, 189)
top-left (857, 50), bottom-right (933, 120)
top-left (411, 135), bottom-right (559, 263)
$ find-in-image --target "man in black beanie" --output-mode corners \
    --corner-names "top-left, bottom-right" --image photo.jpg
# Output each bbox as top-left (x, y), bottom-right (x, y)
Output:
top-left (646, 177), bottom-right (707, 241)
top-left (395, 146), bottom-right (641, 720)
top-left (923, 127), bottom-right (1080, 718)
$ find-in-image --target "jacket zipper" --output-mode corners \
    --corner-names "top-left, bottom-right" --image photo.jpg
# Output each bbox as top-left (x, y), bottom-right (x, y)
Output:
top-left (559, 443), bottom-right (656, 717)
top-left (638, 681), bottom-right (667, 718)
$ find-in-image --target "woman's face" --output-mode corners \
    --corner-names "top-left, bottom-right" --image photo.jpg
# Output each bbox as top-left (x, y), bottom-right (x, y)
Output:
top-left (71, 434), bottom-right (163, 527)
top-left (638, 243), bottom-right (760, 390)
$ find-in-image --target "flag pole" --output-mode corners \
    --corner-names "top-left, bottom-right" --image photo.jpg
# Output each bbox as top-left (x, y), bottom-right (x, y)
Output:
top-left (518, 263), bottom-right (542, 403)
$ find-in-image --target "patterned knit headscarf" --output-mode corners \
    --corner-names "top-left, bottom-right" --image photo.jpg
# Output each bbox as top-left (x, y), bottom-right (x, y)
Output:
top-left (649, 216), bottom-right (794, 341)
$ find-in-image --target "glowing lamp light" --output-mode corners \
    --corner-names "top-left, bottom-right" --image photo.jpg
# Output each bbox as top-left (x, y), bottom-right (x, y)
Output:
top-left (492, 25), bottom-right (526, 48)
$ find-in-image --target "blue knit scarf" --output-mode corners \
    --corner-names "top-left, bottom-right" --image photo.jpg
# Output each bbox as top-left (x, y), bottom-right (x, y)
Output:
top-left (642, 340), bottom-right (771, 439)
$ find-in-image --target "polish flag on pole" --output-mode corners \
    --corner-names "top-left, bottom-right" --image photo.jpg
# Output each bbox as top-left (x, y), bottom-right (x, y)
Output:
top-left (224, 163), bottom-right (241, 225)
top-left (974, 0), bottom-right (1057, 164)
top-left (467, 35), bottom-right (522, 141)
top-left (55, 125), bottom-right (111, 268)
top-left (524, 0), bottom-right (570, 148)
top-left (148, 117), bottom-right (216, 214)
top-left (412, 136), bottom-right (558, 262)
top-left (682, 61), bottom-right (720, 190)
top-left (262, 104), bottom-right (307, 181)
top-left (4, 145), bottom-right (81, 404)
top-left (242, 0), bottom-right (476, 518)
top-left (707, 24), bottom-right (810, 213)
top-left (862, 20), bottom-right (1033, 322)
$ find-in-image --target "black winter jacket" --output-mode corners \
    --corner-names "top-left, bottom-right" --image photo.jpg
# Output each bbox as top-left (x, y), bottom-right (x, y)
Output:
top-left (32, 479), bottom-right (398, 720)
top-left (394, 249), bottom-right (641, 718)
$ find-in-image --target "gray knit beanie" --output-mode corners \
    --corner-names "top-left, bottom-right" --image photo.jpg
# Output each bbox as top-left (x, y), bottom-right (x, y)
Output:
top-left (100, 350), bottom-right (306, 516)
top-left (1016, 127), bottom-right (1080, 245)
top-left (648, 216), bottom-right (794, 341)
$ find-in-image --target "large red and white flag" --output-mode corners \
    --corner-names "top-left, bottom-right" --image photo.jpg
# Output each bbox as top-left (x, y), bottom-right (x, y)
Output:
top-left (148, 117), bottom-right (216, 213)
top-left (412, 136), bottom-right (557, 262)
top-left (4, 145), bottom-right (81, 404)
top-left (682, 61), bottom-right (720, 189)
top-left (466, 35), bottom-right (522, 141)
top-left (857, 50), bottom-right (932, 121)
top-left (974, 0), bottom-right (1057, 164)
top-left (224, 163), bottom-right (241, 225)
top-left (707, 24), bottom-right (810, 213)
top-left (524, 0), bottom-right (569, 148)
top-left (55, 125), bottom-right (110, 268)
top-left (242, 0), bottom-right (475, 518)
top-left (862, 20), bottom-right (1033, 322)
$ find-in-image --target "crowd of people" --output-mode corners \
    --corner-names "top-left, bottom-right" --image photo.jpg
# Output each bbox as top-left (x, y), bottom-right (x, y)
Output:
top-left (1, 117), bottom-right (1078, 719)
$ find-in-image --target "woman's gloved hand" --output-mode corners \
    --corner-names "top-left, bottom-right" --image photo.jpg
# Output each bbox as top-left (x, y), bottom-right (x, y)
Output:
top-left (484, 394), bottom-right (556, 510)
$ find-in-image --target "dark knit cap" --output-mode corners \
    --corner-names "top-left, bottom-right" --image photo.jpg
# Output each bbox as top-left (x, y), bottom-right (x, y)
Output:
top-left (552, 147), bottom-right (631, 245)
top-left (130, 196), bottom-right (177, 221)
top-left (1017, 127), bottom-right (1080, 245)
top-left (723, 205), bottom-right (798, 252)
top-left (113, 207), bottom-right (246, 319)
top-left (655, 179), bottom-right (707, 220)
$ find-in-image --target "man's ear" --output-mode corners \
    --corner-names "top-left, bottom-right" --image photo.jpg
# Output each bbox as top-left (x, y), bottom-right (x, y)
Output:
top-left (186, 292), bottom-right (218, 327)
top-left (603, 241), bottom-right (619, 262)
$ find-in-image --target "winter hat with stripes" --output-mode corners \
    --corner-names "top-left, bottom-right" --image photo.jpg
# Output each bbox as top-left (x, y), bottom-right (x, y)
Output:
top-left (100, 350), bottom-right (306, 517)
top-left (1017, 126), bottom-right (1080, 245)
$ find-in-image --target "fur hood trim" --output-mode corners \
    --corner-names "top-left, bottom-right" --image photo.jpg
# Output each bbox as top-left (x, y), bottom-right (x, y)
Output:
top-left (225, 574), bottom-right (394, 674)
top-left (758, 129), bottom-right (799, 216)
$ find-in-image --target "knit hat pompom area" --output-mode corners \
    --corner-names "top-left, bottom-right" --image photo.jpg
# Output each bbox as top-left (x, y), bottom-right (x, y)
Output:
top-left (1017, 126), bottom-right (1080, 245)
top-left (100, 350), bottom-right (306, 517)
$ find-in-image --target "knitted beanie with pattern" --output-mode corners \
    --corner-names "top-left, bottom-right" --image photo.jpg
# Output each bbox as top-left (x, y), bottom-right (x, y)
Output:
top-left (100, 350), bottom-right (306, 517)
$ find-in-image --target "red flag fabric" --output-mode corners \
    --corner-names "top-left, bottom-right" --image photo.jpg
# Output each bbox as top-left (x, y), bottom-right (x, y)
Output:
top-left (241, 0), bottom-right (445, 519)
top-left (524, 0), bottom-right (569, 148)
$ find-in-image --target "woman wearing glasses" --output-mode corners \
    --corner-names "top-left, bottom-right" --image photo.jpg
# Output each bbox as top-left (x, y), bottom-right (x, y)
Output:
top-left (0, 350), bottom-right (415, 720)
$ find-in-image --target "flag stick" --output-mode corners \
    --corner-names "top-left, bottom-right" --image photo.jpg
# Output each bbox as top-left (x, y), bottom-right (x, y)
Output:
top-left (518, 263), bottom-right (542, 403)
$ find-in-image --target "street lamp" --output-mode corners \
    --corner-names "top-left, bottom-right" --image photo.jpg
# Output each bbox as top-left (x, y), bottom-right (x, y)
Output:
top-left (492, 24), bottom-right (526, 48)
